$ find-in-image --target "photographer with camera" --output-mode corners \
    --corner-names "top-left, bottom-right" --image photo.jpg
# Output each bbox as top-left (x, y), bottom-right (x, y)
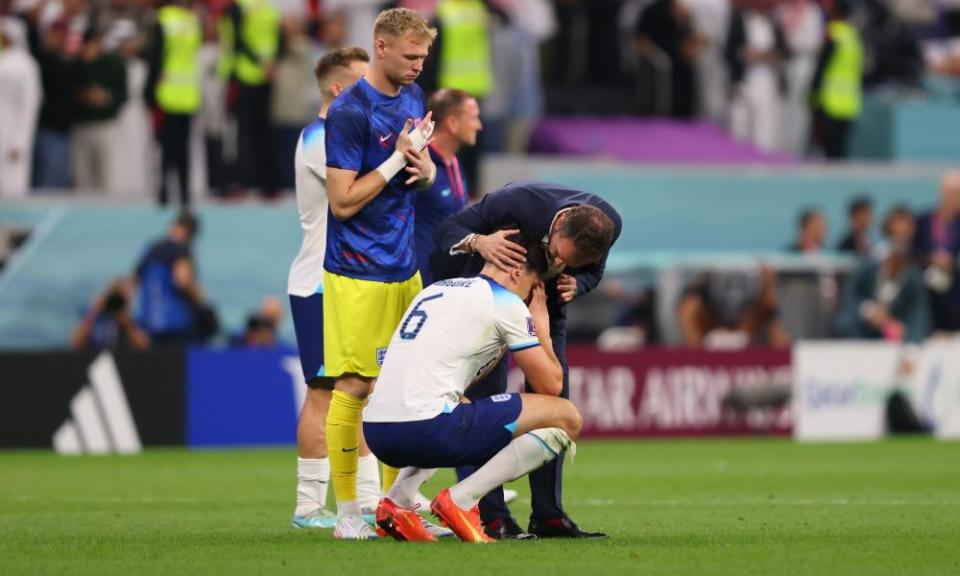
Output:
top-left (71, 278), bottom-right (150, 351)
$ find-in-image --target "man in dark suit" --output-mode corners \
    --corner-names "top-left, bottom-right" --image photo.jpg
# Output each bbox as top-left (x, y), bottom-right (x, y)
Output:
top-left (837, 196), bottom-right (873, 257)
top-left (431, 180), bottom-right (622, 540)
top-left (913, 169), bottom-right (960, 332)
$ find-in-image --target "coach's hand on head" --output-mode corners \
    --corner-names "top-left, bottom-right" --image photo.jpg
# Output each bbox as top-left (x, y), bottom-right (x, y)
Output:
top-left (471, 228), bottom-right (527, 273)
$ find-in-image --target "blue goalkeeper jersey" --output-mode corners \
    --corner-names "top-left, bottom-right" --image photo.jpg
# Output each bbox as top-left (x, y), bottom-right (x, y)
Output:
top-left (324, 77), bottom-right (426, 282)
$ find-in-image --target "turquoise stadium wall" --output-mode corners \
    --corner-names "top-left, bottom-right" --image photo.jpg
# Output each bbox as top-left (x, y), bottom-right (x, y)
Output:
top-left (0, 163), bottom-right (947, 348)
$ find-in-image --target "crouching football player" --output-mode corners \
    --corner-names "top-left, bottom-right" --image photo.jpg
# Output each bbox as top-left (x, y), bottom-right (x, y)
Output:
top-left (362, 232), bottom-right (582, 543)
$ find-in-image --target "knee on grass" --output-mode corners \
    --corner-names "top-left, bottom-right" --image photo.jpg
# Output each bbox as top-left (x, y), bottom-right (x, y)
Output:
top-left (528, 427), bottom-right (575, 456)
top-left (557, 399), bottom-right (583, 439)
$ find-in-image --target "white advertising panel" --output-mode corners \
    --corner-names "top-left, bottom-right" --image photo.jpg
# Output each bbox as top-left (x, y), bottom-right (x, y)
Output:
top-left (910, 340), bottom-right (960, 440)
top-left (793, 342), bottom-right (901, 441)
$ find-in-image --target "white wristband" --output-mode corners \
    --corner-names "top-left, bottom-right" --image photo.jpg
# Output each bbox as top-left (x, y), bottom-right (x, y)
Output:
top-left (408, 120), bottom-right (435, 152)
top-left (375, 150), bottom-right (407, 183)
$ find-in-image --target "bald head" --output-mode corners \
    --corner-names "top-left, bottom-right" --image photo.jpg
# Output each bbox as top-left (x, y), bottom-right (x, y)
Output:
top-left (941, 169), bottom-right (960, 217)
top-left (259, 295), bottom-right (284, 328)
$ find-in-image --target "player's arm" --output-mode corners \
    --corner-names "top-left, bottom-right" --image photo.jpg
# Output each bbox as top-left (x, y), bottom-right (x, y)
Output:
top-left (302, 130), bottom-right (327, 186)
top-left (70, 302), bottom-right (101, 350)
top-left (327, 112), bottom-right (434, 221)
top-left (172, 257), bottom-right (203, 304)
top-left (327, 166), bottom-right (391, 221)
top-left (512, 284), bottom-right (562, 396)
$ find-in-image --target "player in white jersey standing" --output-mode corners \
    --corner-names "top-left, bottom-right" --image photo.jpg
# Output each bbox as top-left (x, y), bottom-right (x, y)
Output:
top-left (363, 232), bottom-right (583, 543)
top-left (288, 47), bottom-right (382, 529)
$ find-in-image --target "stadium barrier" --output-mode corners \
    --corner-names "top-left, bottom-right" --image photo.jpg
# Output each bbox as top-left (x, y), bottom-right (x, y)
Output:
top-left (0, 349), bottom-right (185, 453)
top-left (0, 164), bottom-right (945, 349)
top-left (794, 340), bottom-right (960, 442)
top-left (1, 346), bottom-right (789, 450)
top-left (509, 347), bottom-right (792, 437)
top-left (3, 343), bottom-right (957, 452)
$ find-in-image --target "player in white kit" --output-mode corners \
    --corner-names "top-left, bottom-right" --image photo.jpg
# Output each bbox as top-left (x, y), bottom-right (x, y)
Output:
top-left (288, 47), bottom-right (384, 529)
top-left (363, 232), bottom-right (583, 543)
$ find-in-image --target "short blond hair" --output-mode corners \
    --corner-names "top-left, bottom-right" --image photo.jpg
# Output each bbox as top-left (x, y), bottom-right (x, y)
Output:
top-left (315, 47), bottom-right (369, 86)
top-left (374, 7), bottom-right (437, 45)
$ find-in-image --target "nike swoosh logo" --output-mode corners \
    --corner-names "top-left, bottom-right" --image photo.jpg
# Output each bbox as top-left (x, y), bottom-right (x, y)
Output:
top-left (379, 134), bottom-right (392, 143)
top-left (342, 446), bottom-right (358, 452)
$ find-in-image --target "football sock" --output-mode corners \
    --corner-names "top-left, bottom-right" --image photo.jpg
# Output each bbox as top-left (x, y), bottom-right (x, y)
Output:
top-left (327, 390), bottom-right (363, 513)
top-left (449, 433), bottom-right (557, 510)
top-left (386, 467), bottom-right (436, 509)
top-left (356, 454), bottom-right (381, 511)
top-left (294, 457), bottom-right (329, 516)
top-left (381, 463), bottom-right (400, 493)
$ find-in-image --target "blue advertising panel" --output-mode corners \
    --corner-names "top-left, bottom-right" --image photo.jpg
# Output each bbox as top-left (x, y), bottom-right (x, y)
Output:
top-left (186, 347), bottom-right (302, 447)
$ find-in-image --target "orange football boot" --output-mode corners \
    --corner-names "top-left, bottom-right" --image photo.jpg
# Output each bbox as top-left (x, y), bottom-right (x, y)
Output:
top-left (429, 489), bottom-right (494, 543)
top-left (375, 497), bottom-right (437, 542)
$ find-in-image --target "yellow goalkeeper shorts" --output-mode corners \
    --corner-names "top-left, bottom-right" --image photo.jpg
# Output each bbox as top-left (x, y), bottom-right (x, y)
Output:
top-left (322, 270), bottom-right (422, 378)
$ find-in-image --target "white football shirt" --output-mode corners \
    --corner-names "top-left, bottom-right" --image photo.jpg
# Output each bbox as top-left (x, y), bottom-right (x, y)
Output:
top-left (287, 117), bottom-right (328, 297)
top-left (363, 275), bottom-right (540, 423)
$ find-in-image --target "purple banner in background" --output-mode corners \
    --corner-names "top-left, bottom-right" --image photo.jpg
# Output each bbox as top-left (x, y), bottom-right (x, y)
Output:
top-left (529, 118), bottom-right (794, 165)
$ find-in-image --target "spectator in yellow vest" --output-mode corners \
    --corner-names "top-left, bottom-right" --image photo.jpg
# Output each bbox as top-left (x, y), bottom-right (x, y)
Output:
top-left (224, 0), bottom-right (281, 198)
top-left (421, 0), bottom-right (498, 199)
top-left (810, 0), bottom-right (863, 160)
top-left (146, 0), bottom-right (202, 206)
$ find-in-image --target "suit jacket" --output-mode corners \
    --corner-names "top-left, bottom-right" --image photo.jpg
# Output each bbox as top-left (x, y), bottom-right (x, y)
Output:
top-left (835, 259), bottom-right (930, 343)
top-left (431, 180), bottom-right (623, 332)
top-left (912, 210), bottom-right (960, 265)
top-left (837, 231), bottom-right (871, 257)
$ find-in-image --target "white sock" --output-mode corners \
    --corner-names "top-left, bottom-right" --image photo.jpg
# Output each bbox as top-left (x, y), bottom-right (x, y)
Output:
top-left (356, 455), bottom-right (381, 511)
top-left (449, 433), bottom-right (557, 510)
top-left (386, 467), bottom-right (437, 509)
top-left (336, 499), bottom-right (361, 518)
top-left (295, 457), bottom-right (329, 517)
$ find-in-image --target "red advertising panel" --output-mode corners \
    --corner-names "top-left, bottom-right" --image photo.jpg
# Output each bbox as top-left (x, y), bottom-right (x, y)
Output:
top-left (511, 347), bottom-right (792, 438)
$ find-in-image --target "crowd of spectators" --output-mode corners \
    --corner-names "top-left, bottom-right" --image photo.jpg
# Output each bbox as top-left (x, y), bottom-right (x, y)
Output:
top-left (629, 0), bottom-right (960, 155)
top-left (0, 0), bottom-right (555, 201)
top-left (2, 0), bottom-right (960, 201)
top-left (3, 0), bottom-right (960, 352)
top-left (625, 168), bottom-right (960, 350)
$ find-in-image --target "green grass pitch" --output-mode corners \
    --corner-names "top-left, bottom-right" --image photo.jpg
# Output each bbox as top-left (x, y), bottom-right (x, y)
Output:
top-left (1, 439), bottom-right (958, 575)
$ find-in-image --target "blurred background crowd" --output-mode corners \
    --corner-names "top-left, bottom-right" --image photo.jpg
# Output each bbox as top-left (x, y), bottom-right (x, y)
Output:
top-left (1, 0), bottom-right (960, 354)
top-left (591, 169), bottom-right (960, 351)
top-left (2, 0), bottom-right (960, 201)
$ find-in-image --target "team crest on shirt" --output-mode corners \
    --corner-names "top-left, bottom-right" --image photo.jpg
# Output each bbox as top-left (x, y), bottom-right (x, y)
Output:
top-left (526, 317), bottom-right (536, 337)
top-left (376, 347), bottom-right (387, 367)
